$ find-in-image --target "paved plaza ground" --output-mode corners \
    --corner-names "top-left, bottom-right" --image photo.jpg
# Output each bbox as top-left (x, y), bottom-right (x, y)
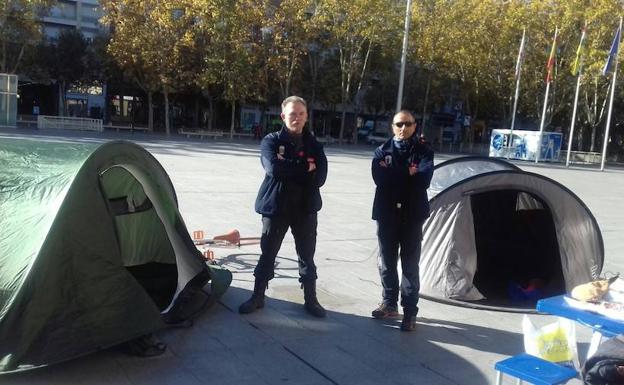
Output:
top-left (2, 128), bottom-right (624, 385)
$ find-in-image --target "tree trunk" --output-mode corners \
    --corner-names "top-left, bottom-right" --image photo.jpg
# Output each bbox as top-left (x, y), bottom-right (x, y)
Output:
top-left (147, 91), bottom-right (154, 132)
top-left (340, 109), bottom-right (347, 144)
top-left (193, 96), bottom-right (200, 128)
top-left (58, 81), bottom-right (65, 117)
top-left (130, 97), bottom-right (136, 127)
top-left (308, 105), bottom-right (315, 136)
top-left (208, 96), bottom-right (214, 131)
top-left (10, 45), bottom-right (25, 74)
top-left (230, 101), bottom-right (236, 139)
top-left (164, 90), bottom-right (170, 136)
top-left (338, 63), bottom-right (354, 145)
top-left (259, 102), bottom-right (267, 136)
top-left (577, 126), bottom-right (584, 152)
top-left (308, 51), bottom-right (320, 137)
top-left (1, 27), bottom-right (6, 73)
top-left (421, 73), bottom-right (431, 136)
top-left (352, 41), bottom-right (372, 145)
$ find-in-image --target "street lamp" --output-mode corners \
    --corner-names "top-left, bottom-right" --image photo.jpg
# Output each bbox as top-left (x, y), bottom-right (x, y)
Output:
top-left (396, 0), bottom-right (412, 112)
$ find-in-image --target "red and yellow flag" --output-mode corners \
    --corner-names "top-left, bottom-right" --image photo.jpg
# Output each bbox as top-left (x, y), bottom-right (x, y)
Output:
top-left (546, 28), bottom-right (558, 83)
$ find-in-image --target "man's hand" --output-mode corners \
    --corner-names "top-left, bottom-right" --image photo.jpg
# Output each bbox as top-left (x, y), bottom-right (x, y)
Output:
top-left (277, 153), bottom-right (285, 160)
top-left (307, 157), bottom-right (316, 172)
top-left (379, 160), bottom-right (388, 168)
top-left (408, 163), bottom-right (418, 176)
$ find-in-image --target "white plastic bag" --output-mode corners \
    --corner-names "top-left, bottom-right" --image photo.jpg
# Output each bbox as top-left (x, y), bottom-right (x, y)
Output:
top-left (522, 315), bottom-right (579, 369)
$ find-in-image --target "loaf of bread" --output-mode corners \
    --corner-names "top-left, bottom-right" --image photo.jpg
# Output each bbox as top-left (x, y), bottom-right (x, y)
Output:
top-left (571, 279), bottom-right (611, 302)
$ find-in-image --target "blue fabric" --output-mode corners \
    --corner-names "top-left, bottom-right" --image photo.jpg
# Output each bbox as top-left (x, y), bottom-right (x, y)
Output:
top-left (371, 135), bottom-right (434, 222)
top-left (603, 26), bottom-right (621, 76)
top-left (255, 128), bottom-right (327, 217)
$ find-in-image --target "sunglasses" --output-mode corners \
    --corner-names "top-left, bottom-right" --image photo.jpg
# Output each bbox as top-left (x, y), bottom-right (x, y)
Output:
top-left (393, 121), bottom-right (415, 128)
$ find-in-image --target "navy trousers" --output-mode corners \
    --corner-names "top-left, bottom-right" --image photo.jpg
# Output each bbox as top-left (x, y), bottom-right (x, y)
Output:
top-left (254, 212), bottom-right (318, 283)
top-left (376, 212), bottom-right (423, 316)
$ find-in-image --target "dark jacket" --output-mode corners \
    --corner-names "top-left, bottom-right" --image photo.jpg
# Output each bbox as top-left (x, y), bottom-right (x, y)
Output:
top-left (371, 135), bottom-right (434, 222)
top-left (255, 127), bottom-right (327, 217)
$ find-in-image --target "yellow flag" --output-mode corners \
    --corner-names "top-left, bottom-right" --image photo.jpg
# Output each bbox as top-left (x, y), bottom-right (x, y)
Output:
top-left (571, 24), bottom-right (587, 76)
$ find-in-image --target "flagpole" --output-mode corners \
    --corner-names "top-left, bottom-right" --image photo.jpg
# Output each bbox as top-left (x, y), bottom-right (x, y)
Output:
top-left (508, 28), bottom-right (526, 159)
top-left (601, 17), bottom-right (622, 171)
top-left (566, 74), bottom-right (582, 167)
top-left (396, 0), bottom-right (412, 113)
top-left (567, 24), bottom-right (587, 167)
top-left (536, 27), bottom-right (558, 164)
top-left (536, 82), bottom-right (551, 163)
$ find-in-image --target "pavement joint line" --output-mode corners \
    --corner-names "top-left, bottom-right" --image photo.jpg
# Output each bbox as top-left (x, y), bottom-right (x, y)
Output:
top-left (282, 345), bottom-right (340, 385)
top-left (238, 309), bottom-right (340, 384)
top-left (418, 362), bottom-right (463, 385)
top-left (218, 300), bottom-right (235, 313)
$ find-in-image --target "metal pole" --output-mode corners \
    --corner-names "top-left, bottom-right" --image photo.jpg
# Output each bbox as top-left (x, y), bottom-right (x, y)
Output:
top-left (601, 17), bottom-right (622, 171)
top-left (536, 28), bottom-right (558, 163)
top-left (535, 81), bottom-right (551, 163)
top-left (396, 0), bottom-right (412, 113)
top-left (509, 29), bottom-right (526, 159)
top-left (566, 74), bottom-right (582, 167)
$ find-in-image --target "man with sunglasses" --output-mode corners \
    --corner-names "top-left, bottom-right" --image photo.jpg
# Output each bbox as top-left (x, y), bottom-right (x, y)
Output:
top-left (370, 110), bottom-right (434, 331)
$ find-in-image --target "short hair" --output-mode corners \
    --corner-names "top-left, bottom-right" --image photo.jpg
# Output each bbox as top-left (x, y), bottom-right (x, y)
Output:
top-left (393, 109), bottom-right (415, 121)
top-left (281, 96), bottom-right (307, 110)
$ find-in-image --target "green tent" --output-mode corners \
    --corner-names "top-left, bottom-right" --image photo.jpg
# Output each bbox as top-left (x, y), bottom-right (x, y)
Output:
top-left (0, 138), bottom-right (231, 373)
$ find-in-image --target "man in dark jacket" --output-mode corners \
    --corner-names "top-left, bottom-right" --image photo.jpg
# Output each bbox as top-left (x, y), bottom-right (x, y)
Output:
top-left (239, 96), bottom-right (328, 317)
top-left (370, 110), bottom-right (434, 331)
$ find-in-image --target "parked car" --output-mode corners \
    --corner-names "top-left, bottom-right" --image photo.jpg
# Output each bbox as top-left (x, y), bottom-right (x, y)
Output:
top-left (357, 120), bottom-right (375, 138)
top-left (367, 132), bottom-right (391, 145)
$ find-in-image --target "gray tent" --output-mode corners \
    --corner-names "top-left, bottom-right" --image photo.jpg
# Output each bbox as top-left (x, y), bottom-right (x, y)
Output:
top-left (420, 156), bottom-right (603, 306)
top-left (0, 138), bottom-right (231, 373)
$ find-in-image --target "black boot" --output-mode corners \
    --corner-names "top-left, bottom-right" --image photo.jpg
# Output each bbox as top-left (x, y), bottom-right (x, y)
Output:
top-left (302, 281), bottom-right (326, 318)
top-left (239, 279), bottom-right (267, 314)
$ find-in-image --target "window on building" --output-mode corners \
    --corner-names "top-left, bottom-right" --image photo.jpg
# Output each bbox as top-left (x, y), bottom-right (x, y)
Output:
top-left (111, 95), bottom-right (143, 120)
top-left (82, 4), bottom-right (101, 24)
top-left (67, 98), bottom-right (88, 117)
top-left (48, 1), bottom-right (77, 20)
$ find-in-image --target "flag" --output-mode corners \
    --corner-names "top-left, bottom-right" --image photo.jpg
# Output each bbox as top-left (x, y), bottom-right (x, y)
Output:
top-left (515, 29), bottom-right (526, 79)
top-left (602, 24), bottom-right (621, 76)
top-left (546, 28), bottom-right (558, 83)
top-left (571, 24), bottom-right (587, 76)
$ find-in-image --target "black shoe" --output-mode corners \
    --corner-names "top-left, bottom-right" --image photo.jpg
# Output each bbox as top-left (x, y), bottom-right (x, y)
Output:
top-left (239, 279), bottom-right (268, 314)
top-left (238, 295), bottom-right (264, 314)
top-left (371, 303), bottom-right (399, 319)
top-left (302, 280), bottom-right (326, 318)
top-left (304, 298), bottom-right (327, 318)
top-left (400, 314), bottom-right (417, 332)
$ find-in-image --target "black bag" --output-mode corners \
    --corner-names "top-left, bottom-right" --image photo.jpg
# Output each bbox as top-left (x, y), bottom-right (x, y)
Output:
top-left (583, 335), bottom-right (624, 385)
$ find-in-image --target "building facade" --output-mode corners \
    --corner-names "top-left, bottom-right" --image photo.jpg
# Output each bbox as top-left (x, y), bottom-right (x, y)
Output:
top-left (42, 0), bottom-right (104, 40)
top-left (40, 0), bottom-right (106, 119)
